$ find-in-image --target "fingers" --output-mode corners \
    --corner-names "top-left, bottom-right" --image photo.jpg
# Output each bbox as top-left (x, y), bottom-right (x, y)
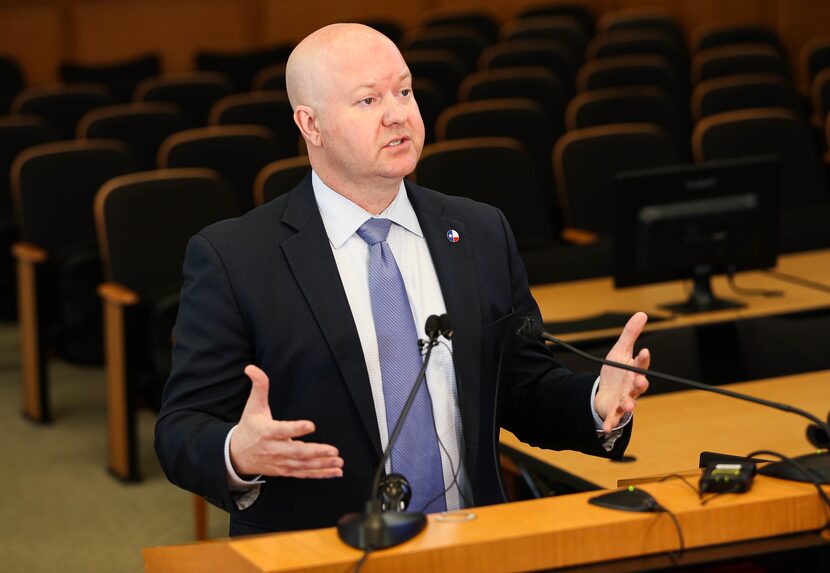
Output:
top-left (611, 312), bottom-right (648, 356)
top-left (268, 419), bottom-right (317, 440)
top-left (243, 364), bottom-right (272, 417)
top-left (259, 440), bottom-right (344, 478)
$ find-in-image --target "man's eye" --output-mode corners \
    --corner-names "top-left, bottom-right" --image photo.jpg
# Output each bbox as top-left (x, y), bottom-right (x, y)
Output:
top-left (401, 89), bottom-right (411, 97)
top-left (361, 97), bottom-right (375, 105)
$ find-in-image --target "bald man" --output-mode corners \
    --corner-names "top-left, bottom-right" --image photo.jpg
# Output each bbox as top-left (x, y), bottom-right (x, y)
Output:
top-left (155, 24), bottom-right (649, 536)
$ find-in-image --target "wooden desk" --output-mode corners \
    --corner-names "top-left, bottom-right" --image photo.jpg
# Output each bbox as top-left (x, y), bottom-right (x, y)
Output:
top-left (531, 249), bottom-right (830, 341)
top-left (145, 475), bottom-right (830, 572)
top-left (501, 370), bottom-right (830, 490)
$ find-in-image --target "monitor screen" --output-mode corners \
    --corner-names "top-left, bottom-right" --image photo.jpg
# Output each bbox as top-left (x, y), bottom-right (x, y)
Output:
top-left (614, 156), bottom-right (780, 313)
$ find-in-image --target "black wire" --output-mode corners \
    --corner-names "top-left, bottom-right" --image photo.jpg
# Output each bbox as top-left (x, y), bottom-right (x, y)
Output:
top-left (657, 473), bottom-right (701, 498)
top-left (654, 504), bottom-right (686, 560)
top-left (727, 266), bottom-right (783, 297)
top-left (353, 547), bottom-right (372, 573)
top-left (762, 268), bottom-right (830, 294)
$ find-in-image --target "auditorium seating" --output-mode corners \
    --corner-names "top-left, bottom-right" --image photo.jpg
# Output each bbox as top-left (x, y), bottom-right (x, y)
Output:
top-left (95, 168), bottom-right (238, 479)
top-left (252, 63), bottom-right (286, 91)
top-left (59, 54), bottom-right (161, 102)
top-left (195, 45), bottom-right (293, 92)
top-left (0, 55), bottom-right (25, 114)
top-left (691, 44), bottom-right (789, 84)
top-left (12, 83), bottom-right (114, 140)
top-left (412, 78), bottom-right (447, 143)
top-left (691, 73), bottom-right (803, 122)
top-left (813, 69), bottom-right (830, 124)
top-left (500, 16), bottom-right (588, 59)
top-left (134, 72), bottom-right (235, 127)
top-left (419, 9), bottom-right (499, 44)
top-left (403, 49), bottom-right (468, 104)
top-left (479, 39), bottom-right (580, 96)
top-left (254, 156), bottom-right (311, 206)
top-left (691, 23), bottom-right (784, 54)
top-left (800, 37), bottom-right (830, 92)
top-left (576, 55), bottom-right (687, 108)
top-left (587, 29), bottom-right (687, 74)
top-left (77, 102), bottom-right (191, 170)
top-left (400, 26), bottom-right (490, 71)
top-left (208, 90), bottom-right (298, 157)
top-left (516, 3), bottom-right (595, 37)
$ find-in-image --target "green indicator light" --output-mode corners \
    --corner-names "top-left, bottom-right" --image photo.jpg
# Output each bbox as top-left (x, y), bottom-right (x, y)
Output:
top-left (628, 486), bottom-right (634, 492)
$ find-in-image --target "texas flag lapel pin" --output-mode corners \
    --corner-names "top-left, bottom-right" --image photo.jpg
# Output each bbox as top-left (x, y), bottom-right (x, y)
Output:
top-left (447, 229), bottom-right (460, 243)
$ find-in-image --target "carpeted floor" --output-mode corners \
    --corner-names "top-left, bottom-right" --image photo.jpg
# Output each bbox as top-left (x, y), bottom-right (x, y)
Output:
top-left (0, 322), bottom-right (228, 572)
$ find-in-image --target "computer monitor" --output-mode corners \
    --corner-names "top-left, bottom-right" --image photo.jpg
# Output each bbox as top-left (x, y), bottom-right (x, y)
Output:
top-left (614, 155), bottom-right (780, 314)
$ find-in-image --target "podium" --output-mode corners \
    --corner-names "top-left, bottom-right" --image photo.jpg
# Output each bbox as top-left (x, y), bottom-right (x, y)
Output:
top-left (144, 474), bottom-right (830, 572)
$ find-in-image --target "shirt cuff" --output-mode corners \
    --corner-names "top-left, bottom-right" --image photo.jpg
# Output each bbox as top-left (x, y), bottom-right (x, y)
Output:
top-left (224, 425), bottom-right (265, 490)
top-left (590, 376), bottom-right (632, 452)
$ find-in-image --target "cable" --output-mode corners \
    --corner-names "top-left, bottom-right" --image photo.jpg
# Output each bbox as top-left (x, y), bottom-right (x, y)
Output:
top-left (653, 503), bottom-right (685, 561)
top-left (727, 265), bottom-right (783, 297)
top-left (353, 547), bottom-right (372, 573)
top-left (657, 473), bottom-right (701, 498)
top-left (762, 268), bottom-right (830, 294)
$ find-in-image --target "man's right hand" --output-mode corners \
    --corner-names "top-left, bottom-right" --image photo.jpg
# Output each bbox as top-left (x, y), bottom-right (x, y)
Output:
top-left (229, 364), bottom-right (344, 479)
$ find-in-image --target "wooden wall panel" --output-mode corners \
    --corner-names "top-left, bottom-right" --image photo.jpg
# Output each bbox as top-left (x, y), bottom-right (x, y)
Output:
top-left (0, 4), bottom-right (64, 83)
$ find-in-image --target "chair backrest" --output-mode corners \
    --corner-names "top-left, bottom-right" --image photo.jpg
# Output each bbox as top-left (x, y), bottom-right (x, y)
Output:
top-left (208, 90), bottom-right (298, 158)
top-left (195, 45), bottom-right (293, 91)
top-left (420, 9), bottom-right (499, 44)
top-left (77, 102), bottom-right (191, 170)
top-left (416, 137), bottom-right (555, 248)
top-left (691, 23), bottom-right (783, 54)
top-left (812, 68), bottom-right (830, 121)
top-left (597, 9), bottom-right (687, 61)
top-left (800, 37), bottom-right (830, 90)
top-left (587, 29), bottom-right (687, 73)
top-left (692, 107), bottom-right (828, 208)
top-left (0, 55), bottom-right (25, 114)
top-left (252, 63), bottom-right (286, 91)
top-left (404, 49), bottom-right (469, 104)
top-left (11, 139), bottom-right (136, 256)
top-left (158, 125), bottom-right (281, 213)
top-left (458, 66), bottom-right (566, 131)
top-left (516, 3), bottom-right (595, 37)
top-left (134, 72), bottom-right (235, 126)
top-left (500, 17), bottom-right (587, 64)
top-left (400, 26), bottom-right (490, 71)
top-left (254, 156), bottom-right (311, 206)
top-left (59, 53), bottom-right (161, 102)
top-left (553, 123), bottom-right (678, 233)
top-left (479, 39), bottom-right (579, 95)
top-left (95, 168), bottom-right (238, 297)
top-left (691, 44), bottom-right (789, 84)
top-left (565, 86), bottom-right (688, 157)
top-left (436, 98), bottom-right (560, 195)
top-left (691, 73), bottom-right (802, 122)
top-left (412, 78), bottom-right (448, 144)
top-left (12, 83), bottom-right (114, 140)
top-left (576, 54), bottom-right (687, 105)
top-left (0, 115), bottom-right (56, 225)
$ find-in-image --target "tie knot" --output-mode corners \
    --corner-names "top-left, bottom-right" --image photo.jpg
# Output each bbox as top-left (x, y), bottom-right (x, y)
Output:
top-left (357, 218), bottom-right (393, 245)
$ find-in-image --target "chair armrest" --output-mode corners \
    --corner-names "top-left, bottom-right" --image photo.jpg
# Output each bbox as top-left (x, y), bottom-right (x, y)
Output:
top-left (11, 242), bottom-right (48, 264)
top-left (561, 227), bottom-right (601, 246)
top-left (98, 282), bottom-right (139, 306)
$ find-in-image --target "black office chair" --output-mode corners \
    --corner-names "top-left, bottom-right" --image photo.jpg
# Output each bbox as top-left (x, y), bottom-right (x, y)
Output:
top-left (134, 72), bottom-right (236, 127)
top-left (400, 26), bottom-right (490, 72)
top-left (252, 63), bottom-right (286, 91)
top-left (208, 90), bottom-right (297, 158)
top-left (500, 17), bottom-right (588, 63)
top-left (553, 123), bottom-right (678, 236)
top-left (691, 44), bottom-right (789, 84)
top-left (11, 140), bottom-right (136, 422)
top-left (419, 9), bottom-right (499, 44)
top-left (11, 83), bottom-right (114, 140)
top-left (254, 156), bottom-right (311, 206)
top-left (195, 44), bottom-right (293, 91)
top-left (691, 73), bottom-right (803, 122)
top-left (95, 168), bottom-right (238, 481)
top-left (159, 125), bottom-right (281, 213)
top-left (0, 55), bottom-right (25, 114)
top-left (77, 102), bottom-right (191, 170)
top-left (0, 116), bottom-right (56, 319)
top-left (458, 66), bottom-right (567, 128)
top-left (479, 39), bottom-right (580, 96)
top-left (416, 137), bottom-right (611, 283)
top-left (59, 54), bottom-right (161, 102)
top-left (565, 87), bottom-right (689, 159)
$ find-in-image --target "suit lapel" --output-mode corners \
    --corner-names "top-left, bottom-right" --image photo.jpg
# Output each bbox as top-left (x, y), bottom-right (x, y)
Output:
top-left (280, 176), bottom-right (382, 457)
top-left (407, 182), bottom-right (483, 474)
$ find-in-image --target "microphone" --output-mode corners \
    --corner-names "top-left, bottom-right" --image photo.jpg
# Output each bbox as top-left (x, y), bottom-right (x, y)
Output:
top-left (438, 313), bottom-right (453, 340)
top-left (518, 316), bottom-right (830, 484)
top-left (337, 314), bottom-right (448, 550)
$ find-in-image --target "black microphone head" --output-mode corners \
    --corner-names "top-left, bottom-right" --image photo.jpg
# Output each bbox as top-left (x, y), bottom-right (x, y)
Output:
top-left (377, 473), bottom-right (412, 512)
top-left (438, 313), bottom-right (453, 340)
top-left (807, 424), bottom-right (830, 449)
top-left (424, 315), bottom-right (440, 340)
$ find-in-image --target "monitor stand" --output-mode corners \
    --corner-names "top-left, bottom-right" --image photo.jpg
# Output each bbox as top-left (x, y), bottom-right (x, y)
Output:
top-left (659, 266), bottom-right (745, 314)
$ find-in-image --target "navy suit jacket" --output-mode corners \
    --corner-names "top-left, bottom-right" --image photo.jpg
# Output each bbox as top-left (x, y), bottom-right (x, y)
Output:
top-left (155, 174), bottom-right (631, 535)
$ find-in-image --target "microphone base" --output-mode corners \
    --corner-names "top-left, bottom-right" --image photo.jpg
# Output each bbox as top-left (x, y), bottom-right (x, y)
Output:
top-left (337, 510), bottom-right (427, 550)
top-left (758, 452), bottom-right (830, 484)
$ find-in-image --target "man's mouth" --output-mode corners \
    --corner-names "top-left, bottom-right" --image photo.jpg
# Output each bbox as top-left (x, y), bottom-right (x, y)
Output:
top-left (386, 137), bottom-right (408, 148)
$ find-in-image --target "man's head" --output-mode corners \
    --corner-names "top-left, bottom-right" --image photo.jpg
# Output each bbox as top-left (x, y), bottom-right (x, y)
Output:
top-left (286, 24), bottom-right (425, 201)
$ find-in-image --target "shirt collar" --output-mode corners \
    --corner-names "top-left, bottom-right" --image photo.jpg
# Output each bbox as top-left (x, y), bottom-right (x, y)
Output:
top-left (311, 170), bottom-right (423, 249)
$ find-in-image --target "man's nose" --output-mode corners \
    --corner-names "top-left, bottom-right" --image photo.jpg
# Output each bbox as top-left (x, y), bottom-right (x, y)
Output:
top-left (382, 96), bottom-right (407, 125)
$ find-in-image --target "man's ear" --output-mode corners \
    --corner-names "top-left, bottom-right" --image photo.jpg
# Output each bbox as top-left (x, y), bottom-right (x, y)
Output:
top-left (294, 105), bottom-right (322, 148)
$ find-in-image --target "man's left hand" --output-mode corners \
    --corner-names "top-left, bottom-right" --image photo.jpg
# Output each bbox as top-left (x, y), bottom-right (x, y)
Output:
top-left (594, 312), bottom-right (650, 433)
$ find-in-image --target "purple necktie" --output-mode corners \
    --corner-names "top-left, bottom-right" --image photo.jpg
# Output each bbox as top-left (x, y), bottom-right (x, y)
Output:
top-left (357, 218), bottom-right (446, 513)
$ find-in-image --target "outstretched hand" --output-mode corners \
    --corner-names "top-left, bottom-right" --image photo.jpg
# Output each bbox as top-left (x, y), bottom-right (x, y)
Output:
top-left (594, 312), bottom-right (650, 433)
top-left (229, 365), bottom-right (344, 479)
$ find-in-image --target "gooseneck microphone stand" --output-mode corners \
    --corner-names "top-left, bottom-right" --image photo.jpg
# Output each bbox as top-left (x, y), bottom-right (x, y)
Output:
top-left (337, 315), bottom-right (442, 550)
